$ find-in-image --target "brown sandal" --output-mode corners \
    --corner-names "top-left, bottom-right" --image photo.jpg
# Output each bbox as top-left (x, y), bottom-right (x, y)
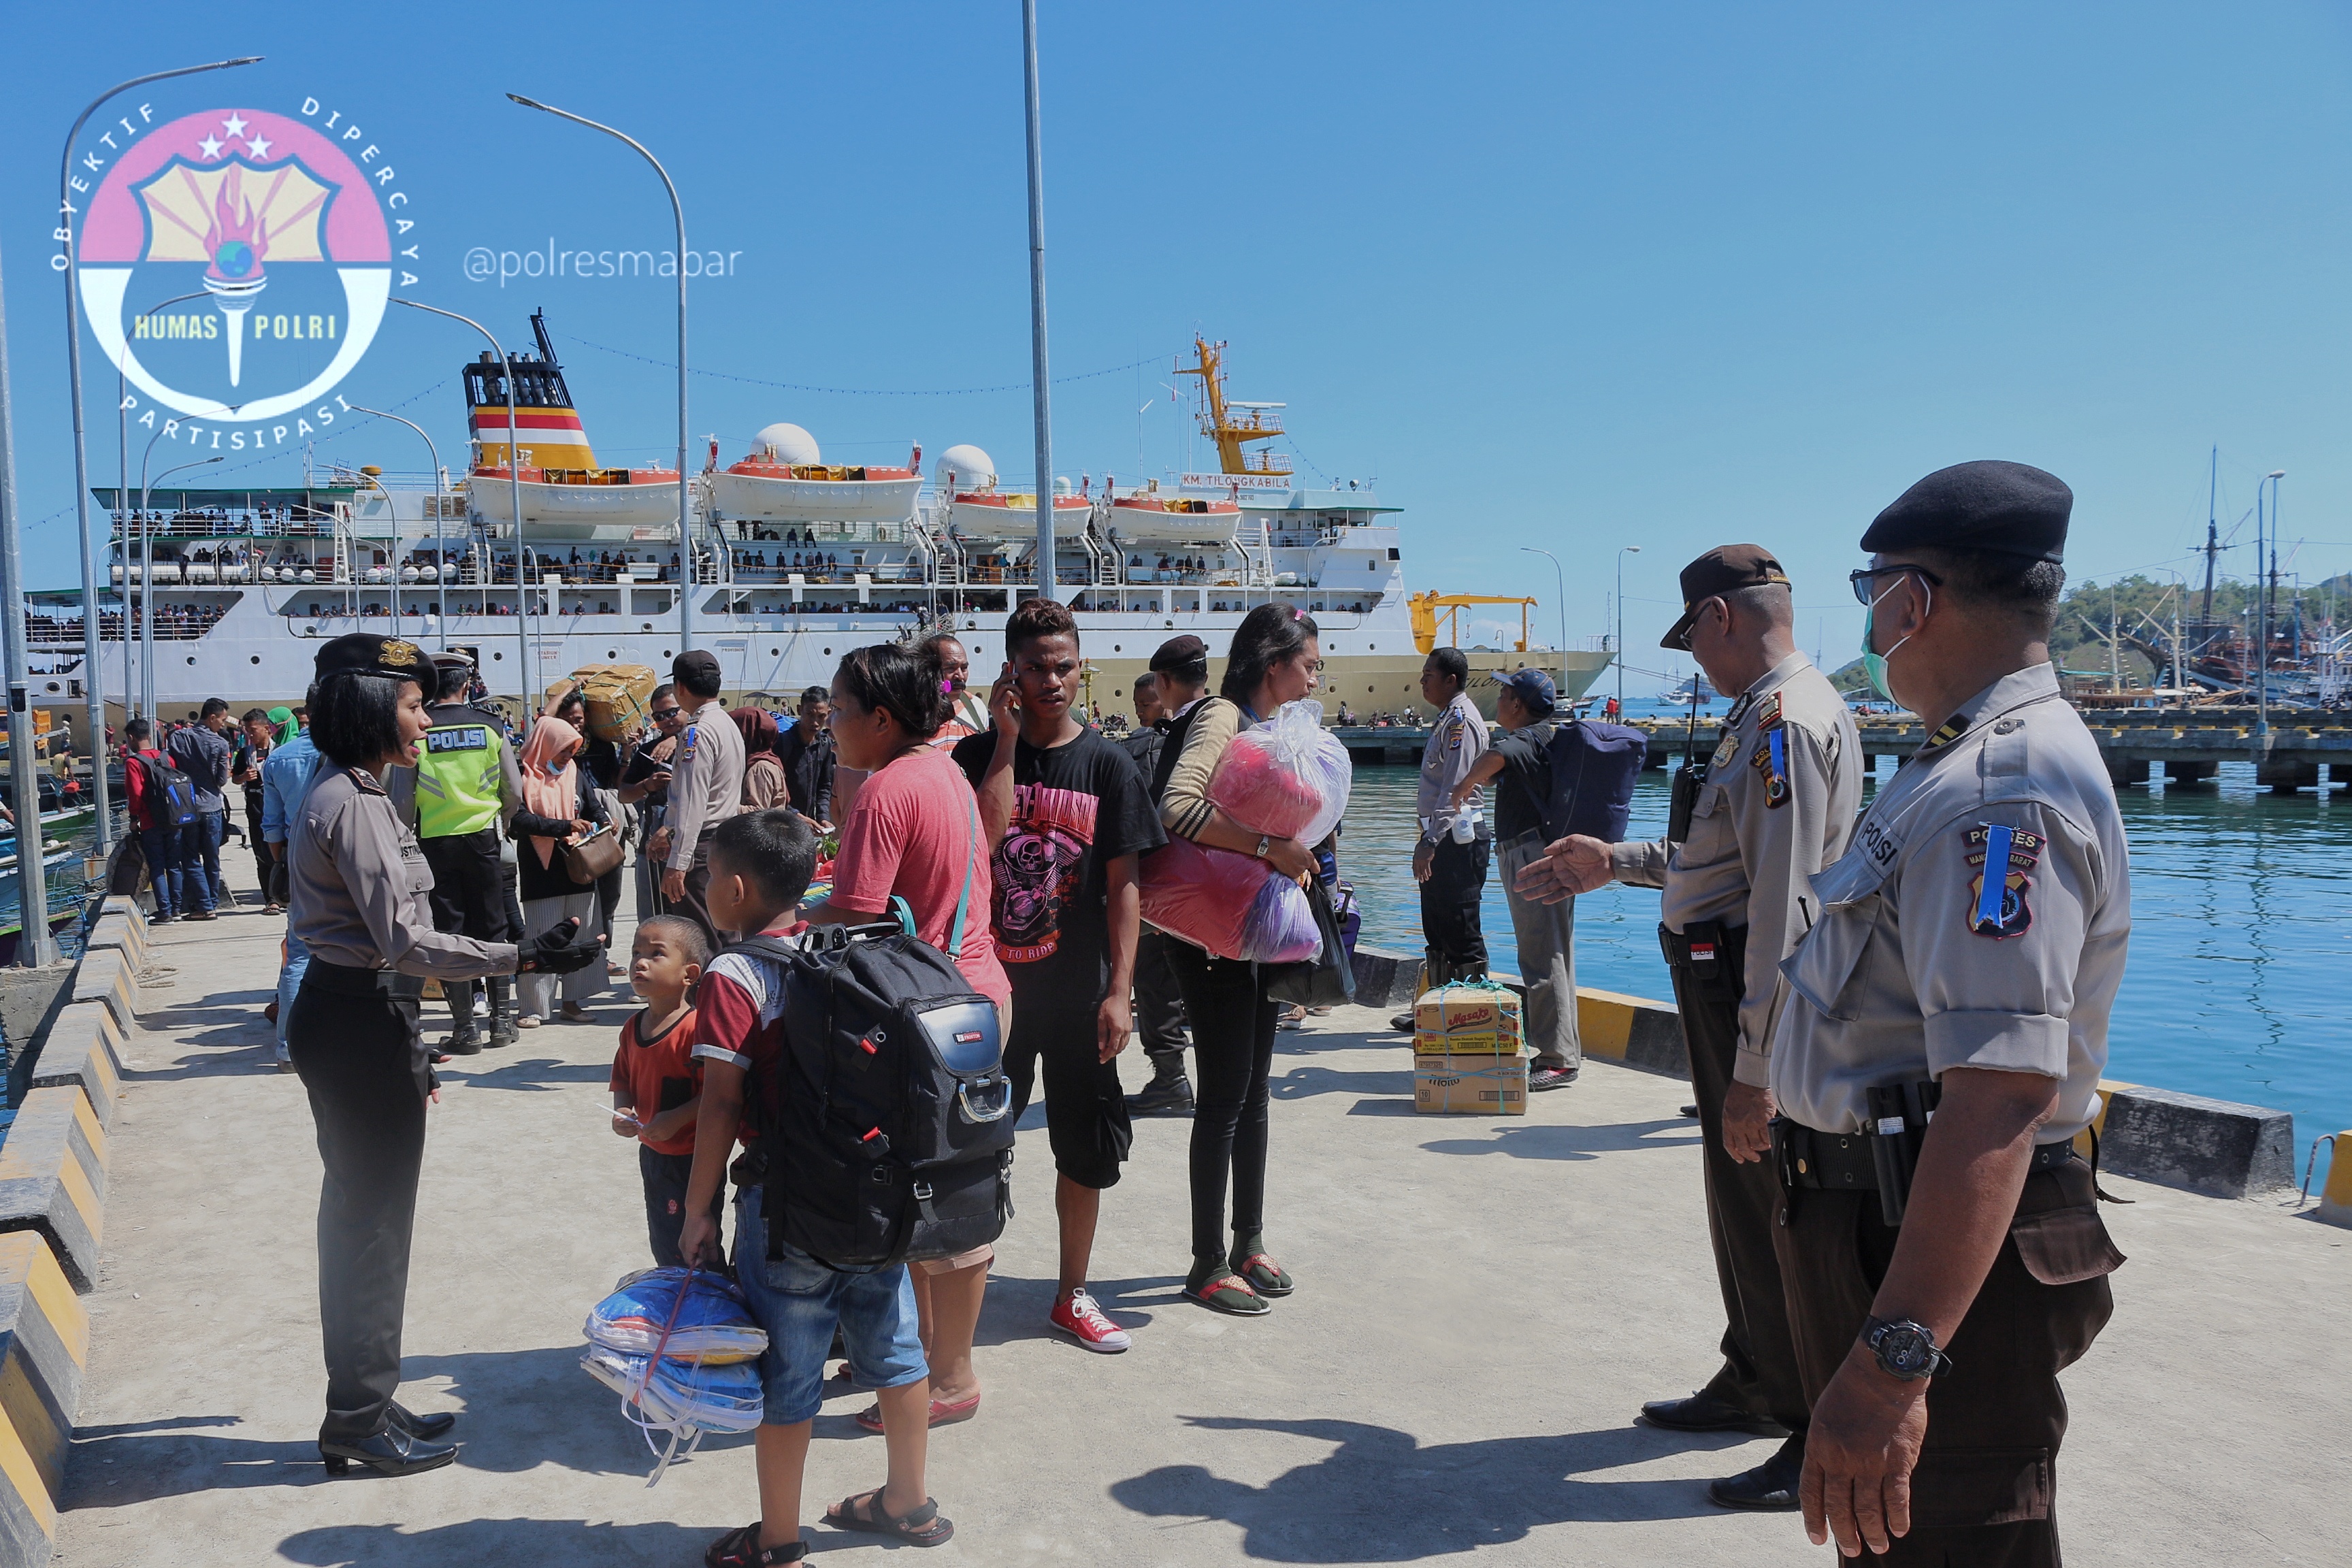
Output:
top-left (823, 1489), bottom-right (955, 1547)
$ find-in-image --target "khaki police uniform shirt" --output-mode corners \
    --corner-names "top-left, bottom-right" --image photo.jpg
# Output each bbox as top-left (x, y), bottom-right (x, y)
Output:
top-left (291, 765), bottom-right (521, 979)
top-left (1771, 662), bottom-right (2128, 1143)
top-left (664, 698), bottom-right (746, 872)
top-left (1416, 692), bottom-right (1488, 843)
top-left (1608, 653), bottom-right (1862, 1087)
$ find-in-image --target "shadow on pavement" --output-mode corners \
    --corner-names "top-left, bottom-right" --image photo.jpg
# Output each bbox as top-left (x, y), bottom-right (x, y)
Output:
top-left (1272, 1064), bottom-right (1413, 1100)
top-left (1110, 1416), bottom-right (1734, 1559)
top-left (437, 1056), bottom-right (612, 1092)
top-left (279, 1518), bottom-right (719, 1566)
top-left (1418, 1118), bottom-right (1701, 1161)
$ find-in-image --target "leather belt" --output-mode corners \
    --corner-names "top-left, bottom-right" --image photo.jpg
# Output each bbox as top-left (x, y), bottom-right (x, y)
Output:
top-left (1772, 1117), bottom-right (2076, 1192)
top-left (302, 959), bottom-right (425, 999)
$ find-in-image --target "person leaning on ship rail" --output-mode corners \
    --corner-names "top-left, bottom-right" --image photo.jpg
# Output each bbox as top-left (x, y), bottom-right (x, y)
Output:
top-left (282, 633), bottom-right (602, 1479)
top-left (1775, 462), bottom-right (2126, 1565)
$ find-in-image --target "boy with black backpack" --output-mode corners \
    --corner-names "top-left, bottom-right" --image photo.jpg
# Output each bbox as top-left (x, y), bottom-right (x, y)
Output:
top-left (679, 809), bottom-right (957, 1563)
top-left (121, 718), bottom-right (200, 924)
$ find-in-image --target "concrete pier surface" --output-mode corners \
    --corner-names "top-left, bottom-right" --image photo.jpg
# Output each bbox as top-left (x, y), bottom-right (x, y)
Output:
top-left (57, 908), bottom-right (2351, 1567)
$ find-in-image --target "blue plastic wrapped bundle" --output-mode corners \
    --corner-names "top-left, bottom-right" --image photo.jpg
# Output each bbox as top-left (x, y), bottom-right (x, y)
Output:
top-left (581, 1344), bottom-right (765, 1435)
top-left (584, 1267), bottom-right (768, 1365)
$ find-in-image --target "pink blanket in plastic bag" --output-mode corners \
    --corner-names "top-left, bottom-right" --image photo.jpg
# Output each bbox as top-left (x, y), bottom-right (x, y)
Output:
top-left (1139, 837), bottom-right (1322, 963)
top-left (1209, 700), bottom-right (1352, 846)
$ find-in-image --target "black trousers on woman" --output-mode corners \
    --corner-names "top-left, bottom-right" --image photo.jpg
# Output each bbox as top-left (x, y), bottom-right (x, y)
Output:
top-left (1164, 943), bottom-right (1279, 1261)
top-left (288, 961), bottom-right (431, 1446)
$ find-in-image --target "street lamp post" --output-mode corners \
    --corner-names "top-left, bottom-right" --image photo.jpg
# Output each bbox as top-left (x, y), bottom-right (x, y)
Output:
top-left (1615, 545), bottom-right (1642, 709)
top-left (1520, 546), bottom-right (1568, 655)
top-left (506, 95), bottom-right (695, 654)
top-left (391, 300), bottom-right (532, 706)
top-left (2255, 470), bottom-right (2285, 762)
top-left (59, 59), bottom-right (259, 855)
top-left (1019, 0), bottom-right (1057, 603)
top-left (138, 446), bottom-right (223, 721)
top-left (1, 237), bottom-right (60, 965)
top-left (352, 407), bottom-right (447, 649)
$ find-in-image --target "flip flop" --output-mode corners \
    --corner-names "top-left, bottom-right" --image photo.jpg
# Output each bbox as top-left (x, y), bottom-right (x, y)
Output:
top-left (852, 1392), bottom-right (979, 1433)
top-left (1230, 1250), bottom-right (1296, 1298)
top-left (823, 1490), bottom-right (955, 1548)
top-left (1183, 1267), bottom-right (1271, 1316)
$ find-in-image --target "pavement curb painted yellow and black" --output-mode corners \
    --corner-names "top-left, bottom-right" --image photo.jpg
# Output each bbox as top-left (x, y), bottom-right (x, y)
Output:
top-left (0, 900), bottom-right (141, 1567)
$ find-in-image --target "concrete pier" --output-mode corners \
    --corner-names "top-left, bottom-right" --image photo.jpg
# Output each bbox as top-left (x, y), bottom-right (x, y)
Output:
top-left (48, 909), bottom-right (2352, 1566)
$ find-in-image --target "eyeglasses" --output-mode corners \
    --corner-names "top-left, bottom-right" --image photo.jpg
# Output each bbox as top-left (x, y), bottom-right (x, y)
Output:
top-left (1849, 565), bottom-right (1942, 605)
top-left (651, 707), bottom-right (683, 722)
top-left (1666, 597), bottom-right (1724, 653)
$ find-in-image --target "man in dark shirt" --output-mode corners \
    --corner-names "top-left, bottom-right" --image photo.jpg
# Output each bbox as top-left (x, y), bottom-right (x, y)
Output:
top-left (1122, 642), bottom-right (1208, 1116)
top-left (953, 600), bottom-right (1165, 1353)
top-left (165, 698), bottom-right (234, 917)
top-left (775, 685), bottom-right (836, 826)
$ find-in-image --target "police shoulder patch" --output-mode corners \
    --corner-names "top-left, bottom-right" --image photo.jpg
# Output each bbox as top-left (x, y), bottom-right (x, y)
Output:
top-left (1754, 691), bottom-right (1784, 730)
top-left (1962, 823), bottom-right (2043, 939)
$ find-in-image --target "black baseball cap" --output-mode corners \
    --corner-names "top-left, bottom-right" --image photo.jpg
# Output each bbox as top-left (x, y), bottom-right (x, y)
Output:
top-left (314, 633), bottom-right (427, 683)
top-left (1661, 544), bottom-right (1791, 649)
top-left (1862, 460), bottom-right (2072, 564)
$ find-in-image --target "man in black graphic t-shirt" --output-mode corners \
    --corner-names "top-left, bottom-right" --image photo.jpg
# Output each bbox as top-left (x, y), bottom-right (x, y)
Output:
top-left (954, 599), bottom-right (1164, 1356)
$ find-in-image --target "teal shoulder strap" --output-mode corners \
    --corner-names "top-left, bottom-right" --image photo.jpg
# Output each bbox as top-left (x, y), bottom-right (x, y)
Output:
top-left (947, 788), bottom-right (981, 957)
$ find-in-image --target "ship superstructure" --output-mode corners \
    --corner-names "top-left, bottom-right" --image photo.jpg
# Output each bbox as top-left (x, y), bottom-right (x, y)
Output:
top-left (31, 331), bottom-right (1612, 725)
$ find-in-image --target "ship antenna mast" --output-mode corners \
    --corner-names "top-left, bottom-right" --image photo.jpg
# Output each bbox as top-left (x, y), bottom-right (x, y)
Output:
top-left (2200, 443), bottom-right (2219, 631)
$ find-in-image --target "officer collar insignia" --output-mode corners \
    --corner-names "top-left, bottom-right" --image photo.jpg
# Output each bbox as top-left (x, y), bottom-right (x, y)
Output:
top-left (1918, 710), bottom-right (1972, 757)
top-left (1754, 692), bottom-right (1784, 730)
top-left (346, 766), bottom-right (387, 796)
top-left (1962, 823), bottom-right (2042, 938)
top-left (1722, 692), bottom-right (1756, 728)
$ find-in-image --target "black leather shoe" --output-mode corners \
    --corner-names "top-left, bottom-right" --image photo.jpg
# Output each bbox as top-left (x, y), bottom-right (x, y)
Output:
top-left (1389, 1011), bottom-right (1416, 1034)
top-left (1708, 1433), bottom-right (1804, 1510)
top-left (387, 1402), bottom-right (457, 1440)
top-left (1126, 1075), bottom-right (1196, 1117)
top-left (320, 1425), bottom-right (457, 1477)
top-left (439, 1032), bottom-right (482, 1057)
top-left (1639, 1391), bottom-right (1788, 1437)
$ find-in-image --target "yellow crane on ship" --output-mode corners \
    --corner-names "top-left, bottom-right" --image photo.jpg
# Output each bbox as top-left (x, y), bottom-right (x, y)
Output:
top-left (1177, 337), bottom-right (1294, 476)
top-left (1410, 591), bottom-right (1539, 655)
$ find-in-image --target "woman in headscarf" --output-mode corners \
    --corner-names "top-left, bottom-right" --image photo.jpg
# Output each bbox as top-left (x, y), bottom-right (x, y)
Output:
top-left (512, 715), bottom-right (610, 1026)
top-left (732, 704), bottom-right (789, 810)
top-left (269, 705), bottom-right (299, 745)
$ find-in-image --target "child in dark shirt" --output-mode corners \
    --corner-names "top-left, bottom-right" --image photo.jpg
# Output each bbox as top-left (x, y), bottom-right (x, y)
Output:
top-left (609, 915), bottom-right (715, 1268)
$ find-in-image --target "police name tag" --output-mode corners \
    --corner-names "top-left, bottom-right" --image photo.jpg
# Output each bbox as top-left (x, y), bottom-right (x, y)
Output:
top-left (425, 726), bottom-right (489, 753)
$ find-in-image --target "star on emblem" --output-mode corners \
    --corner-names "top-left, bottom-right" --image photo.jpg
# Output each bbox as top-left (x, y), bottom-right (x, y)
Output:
top-left (221, 112), bottom-right (249, 139)
top-left (244, 133), bottom-right (273, 159)
top-left (197, 133), bottom-right (224, 159)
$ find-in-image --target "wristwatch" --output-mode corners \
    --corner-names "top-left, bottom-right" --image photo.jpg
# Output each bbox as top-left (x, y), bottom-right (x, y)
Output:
top-left (1254, 835), bottom-right (1271, 860)
top-left (1861, 1316), bottom-right (1951, 1382)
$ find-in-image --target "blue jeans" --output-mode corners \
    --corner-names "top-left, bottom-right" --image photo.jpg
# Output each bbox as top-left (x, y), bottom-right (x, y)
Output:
top-left (733, 1186), bottom-right (926, 1425)
top-left (275, 929), bottom-right (310, 1059)
top-left (139, 825), bottom-right (184, 917)
top-left (181, 810), bottom-right (225, 913)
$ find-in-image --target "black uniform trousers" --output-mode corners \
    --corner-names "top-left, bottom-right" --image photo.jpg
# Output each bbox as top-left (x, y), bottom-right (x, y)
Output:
top-left (659, 827), bottom-right (727, 953)
top-left (1774, 1154), bottom-right (2120, 1567)
top-left (1418, 833), bottom-right (1489, 980)
top-left (1133, 928), bottom-right (1190, 1079)
top-left (287, 962), bottom-right (433, 1446)
top-left (1661, 922), bottom-right (1808, 1432)
top-left (422, 828), bottom-right (510, 1032)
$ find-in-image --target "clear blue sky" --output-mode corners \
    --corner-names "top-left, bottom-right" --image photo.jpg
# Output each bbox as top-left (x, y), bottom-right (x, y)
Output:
top-left (5, 1), bottom-right (2349, 670)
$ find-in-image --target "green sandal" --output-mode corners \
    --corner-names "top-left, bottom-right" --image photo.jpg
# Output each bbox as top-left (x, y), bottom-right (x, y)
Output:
top-left (1230, 1249), bottom-right (1295, 1298)
top-left (1183, 1262), bottom-right (1272, 1316)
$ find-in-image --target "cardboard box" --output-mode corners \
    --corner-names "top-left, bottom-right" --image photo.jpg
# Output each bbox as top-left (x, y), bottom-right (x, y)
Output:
top-left (1414, 1053), bottom-right (1529, 1115)
top-left (1412, 985), bottom-right (1523, 1049)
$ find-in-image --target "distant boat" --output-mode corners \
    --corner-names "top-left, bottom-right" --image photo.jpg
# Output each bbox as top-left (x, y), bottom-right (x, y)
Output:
top-left (1658, 675), bottom-right (1716, 704)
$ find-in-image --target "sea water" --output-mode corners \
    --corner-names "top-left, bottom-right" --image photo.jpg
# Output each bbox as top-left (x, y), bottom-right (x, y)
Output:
top-left (1339, 748), bottom-right (2349, 1154)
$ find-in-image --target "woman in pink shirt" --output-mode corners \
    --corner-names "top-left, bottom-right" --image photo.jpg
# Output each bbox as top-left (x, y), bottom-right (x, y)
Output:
top-left (800, 641), bottom-right (1004, 1432)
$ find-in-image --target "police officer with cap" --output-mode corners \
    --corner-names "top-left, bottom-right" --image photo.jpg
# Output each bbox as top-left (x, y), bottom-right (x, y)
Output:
top-left (1130, 634), bottom-right (1213, 1116)
top-left (286, 634), bottom-right (600, 1477)
top-left (410, 649), bottom-right (527, 1052)
top-left (1519, 543), bottom-right (1861, 1509)
top-left (1769, 461), bottom-right (2126, 1563)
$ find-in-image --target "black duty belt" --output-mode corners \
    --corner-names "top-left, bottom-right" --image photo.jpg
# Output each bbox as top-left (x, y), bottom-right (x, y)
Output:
top-left (1659, 920), bottom-right (1745, 983)
top-left (301, 958), bottom-right (425, 1000)
top-left (1773, 1117), bottom-right (2076, 1194)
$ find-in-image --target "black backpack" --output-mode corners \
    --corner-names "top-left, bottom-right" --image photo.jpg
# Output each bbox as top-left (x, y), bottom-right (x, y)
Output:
top-left (131, 752), bottom-right (200, 830)
top-left (730, 799), bottom-right (1013, 1271)
top-left (1505, 719), bottom-right (1648, 843)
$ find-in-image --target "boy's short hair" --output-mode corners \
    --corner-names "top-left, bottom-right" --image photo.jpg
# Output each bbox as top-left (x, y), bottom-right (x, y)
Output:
top-left (711, 808), bottom-right (818, 910)
top-left (1005, 595), bottom-right (1079, 652)
top-left (637, 913), bottom-right (711, 970)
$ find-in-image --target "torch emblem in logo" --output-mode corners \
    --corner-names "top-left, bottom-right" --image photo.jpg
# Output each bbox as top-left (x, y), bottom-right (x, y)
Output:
top-left (78, 108), bottom-right (395, 421)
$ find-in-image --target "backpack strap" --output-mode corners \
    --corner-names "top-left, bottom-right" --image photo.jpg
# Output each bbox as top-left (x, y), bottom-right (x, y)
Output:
top-left (947, 789), bottom-right (981, 959)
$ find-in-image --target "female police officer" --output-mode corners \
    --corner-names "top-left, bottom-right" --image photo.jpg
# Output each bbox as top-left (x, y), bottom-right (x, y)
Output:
top-left (287, 634), bottom-right (598, 1477)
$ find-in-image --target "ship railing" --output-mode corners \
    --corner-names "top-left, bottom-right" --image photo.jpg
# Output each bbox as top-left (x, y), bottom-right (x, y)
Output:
top-left (38, 613), bottom-right (220, 643)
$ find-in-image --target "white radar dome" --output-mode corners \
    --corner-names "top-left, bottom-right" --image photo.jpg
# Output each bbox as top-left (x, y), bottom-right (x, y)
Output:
top-left (936, 444), bottom-right (996, 489)
top-left (751, 423), bottom-right (821, 465)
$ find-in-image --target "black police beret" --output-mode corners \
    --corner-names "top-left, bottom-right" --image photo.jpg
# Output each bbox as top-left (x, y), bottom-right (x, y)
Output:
top-left (672, 649), bottom-right (722, 685)
top-left (314, 633), bottom-right (427, 683)
top-left (1862, 461), bottom-right (2072, 564)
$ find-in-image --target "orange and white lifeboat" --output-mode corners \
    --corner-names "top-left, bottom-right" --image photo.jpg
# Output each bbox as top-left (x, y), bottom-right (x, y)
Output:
top-left (1107, 485), bottom-right (1244, 544)
top-left (704, 424), bottom-right (924, 524)
top-left (933, 444), bottom-right (1091, 540)
top-left (461, 312), bottom-right (683, 531)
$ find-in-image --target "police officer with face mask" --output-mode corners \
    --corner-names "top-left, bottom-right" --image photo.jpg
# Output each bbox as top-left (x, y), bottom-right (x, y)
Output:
top-left (286, 635), bottom-right (601, 1478)
top-left (1771, 462), bottom-right (2127, 1565)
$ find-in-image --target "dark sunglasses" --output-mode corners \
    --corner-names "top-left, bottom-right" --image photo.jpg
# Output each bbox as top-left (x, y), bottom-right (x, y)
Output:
top-left (651, 706), bottom-right (683, 722)
top-left (1849, 564), bottom-right (1943, 606)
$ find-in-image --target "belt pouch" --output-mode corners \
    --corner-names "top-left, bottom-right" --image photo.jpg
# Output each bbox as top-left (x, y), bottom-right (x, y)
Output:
top-left (1865, 1079), bottom-right (1943, 1225)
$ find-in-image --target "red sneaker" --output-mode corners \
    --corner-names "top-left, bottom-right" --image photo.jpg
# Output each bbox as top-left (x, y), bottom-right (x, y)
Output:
top-left (1048, 1288), bottom-right (1132, 1353)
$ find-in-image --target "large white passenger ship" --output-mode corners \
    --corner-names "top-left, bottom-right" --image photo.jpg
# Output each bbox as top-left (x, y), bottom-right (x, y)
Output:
top-left (29, 325), bottom-right (1611, 725)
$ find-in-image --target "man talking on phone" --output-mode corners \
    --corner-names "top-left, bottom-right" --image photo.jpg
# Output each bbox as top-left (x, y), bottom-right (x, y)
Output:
top-left (410, 650), bottom-right (530, 1051)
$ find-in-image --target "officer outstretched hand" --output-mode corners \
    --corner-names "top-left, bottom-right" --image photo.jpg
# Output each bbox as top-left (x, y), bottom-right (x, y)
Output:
top-left (518, 917), bottom-right (600, 975)
top-left (1514, 833), bottom-right (1613, 904)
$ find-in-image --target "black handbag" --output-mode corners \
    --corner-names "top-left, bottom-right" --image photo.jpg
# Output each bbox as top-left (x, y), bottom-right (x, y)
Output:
top-left (1265, 879), bottom-right (1356, 1009)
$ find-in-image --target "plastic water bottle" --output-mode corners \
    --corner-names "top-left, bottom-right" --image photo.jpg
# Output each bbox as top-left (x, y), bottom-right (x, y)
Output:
top-left (1451, 801), bottom-right (1478, 844)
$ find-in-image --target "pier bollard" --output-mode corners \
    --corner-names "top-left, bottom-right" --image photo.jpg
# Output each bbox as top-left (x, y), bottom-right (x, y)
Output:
top-left (1572, 988), bottom-right (1690, 1078)
top-left (2100, 1085), bottom-right (2294, 1198)
top-left (63, 951), bottom-right (135, 1041)
top-left (0, 1087), bottom-right (110, 1294)
top-left (0, 1233), bottom-right (82, 1566)
top-left (79, 912), bottom-right (147, 977)
top-left (23, 1005), bottom-right (127, 1134)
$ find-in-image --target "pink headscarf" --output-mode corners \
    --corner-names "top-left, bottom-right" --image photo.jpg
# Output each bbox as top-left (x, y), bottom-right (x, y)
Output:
top-left (519, 715), bottom-right (583, 866)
